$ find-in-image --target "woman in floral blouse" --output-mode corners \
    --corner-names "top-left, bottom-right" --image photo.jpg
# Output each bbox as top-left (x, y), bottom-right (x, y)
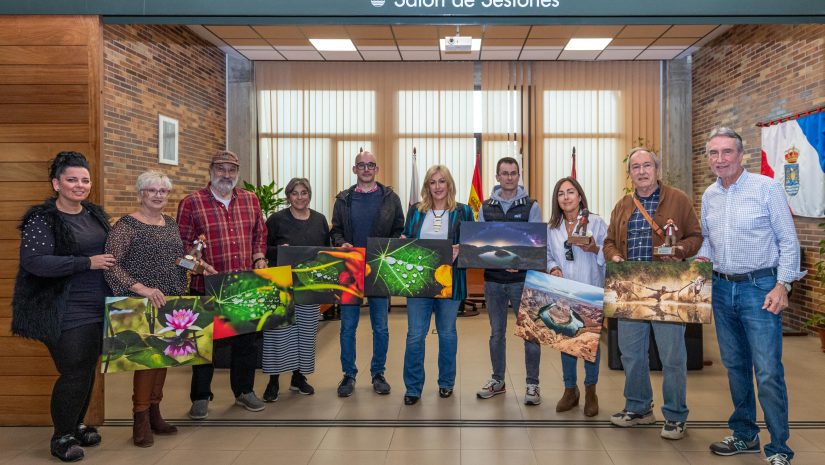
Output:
top-left (104, 171), bottom-right (214, 447)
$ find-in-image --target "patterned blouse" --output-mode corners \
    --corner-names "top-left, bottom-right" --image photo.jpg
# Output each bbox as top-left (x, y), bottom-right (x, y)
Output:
top-left (104, 214), bottom-right (189, 297)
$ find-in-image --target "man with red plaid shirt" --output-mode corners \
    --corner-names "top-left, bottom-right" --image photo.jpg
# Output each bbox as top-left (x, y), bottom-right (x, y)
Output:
top-left (177, 150), bottom-right (268, 420)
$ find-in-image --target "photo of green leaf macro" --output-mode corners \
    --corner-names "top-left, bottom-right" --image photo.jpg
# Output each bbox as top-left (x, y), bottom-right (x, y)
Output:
top-left (365, 238), bottom-right (453, 298)
top-left (204, 266), bottom-right (295, 339)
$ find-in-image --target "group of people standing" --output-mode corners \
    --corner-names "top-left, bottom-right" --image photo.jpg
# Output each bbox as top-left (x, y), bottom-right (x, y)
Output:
top-left (11, 126), bottom-right (802, 465)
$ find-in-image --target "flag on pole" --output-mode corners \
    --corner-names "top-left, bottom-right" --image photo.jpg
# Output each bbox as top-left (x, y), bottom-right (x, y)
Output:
top-left (571, 146), bottom-right (577, 179)
top-left (760, 111), bottom-right (825, 218)
top-left (408, 147), bottom-right (420, 208)
top-left (468, 153), bottom-right (484, 220)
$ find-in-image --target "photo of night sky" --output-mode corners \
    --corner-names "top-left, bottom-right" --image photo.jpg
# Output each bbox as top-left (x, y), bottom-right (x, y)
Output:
top-left (458, 222), bottom-right (547, 270)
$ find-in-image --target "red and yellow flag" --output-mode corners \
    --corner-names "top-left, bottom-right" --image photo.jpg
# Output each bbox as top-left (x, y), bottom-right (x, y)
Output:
top-left (467, 153), bottom-right (484, 220)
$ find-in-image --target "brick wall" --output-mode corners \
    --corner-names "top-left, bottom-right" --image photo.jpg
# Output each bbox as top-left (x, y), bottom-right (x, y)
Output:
top-left (692, 24), bottom-right (825, 331)
top-left (103, 24), bottom-right (226, 220)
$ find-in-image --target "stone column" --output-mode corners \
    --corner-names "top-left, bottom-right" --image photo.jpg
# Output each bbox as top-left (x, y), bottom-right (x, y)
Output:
top-left (227, 54), bottom-right (258, 185)
top-left (662, 57), bottom-right (693, 197)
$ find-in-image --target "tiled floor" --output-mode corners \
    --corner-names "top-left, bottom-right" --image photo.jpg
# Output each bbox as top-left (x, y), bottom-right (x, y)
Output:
top-left (4, 307), bottom-right (825, 464)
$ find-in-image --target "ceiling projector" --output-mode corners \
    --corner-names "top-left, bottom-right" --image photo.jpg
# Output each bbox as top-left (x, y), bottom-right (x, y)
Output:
top-left (444, 35), bottom-right (473, 53)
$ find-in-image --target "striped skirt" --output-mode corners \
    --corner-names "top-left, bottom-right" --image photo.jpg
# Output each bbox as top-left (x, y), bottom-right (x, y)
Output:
top-left (262, 304), bottom-right (319, 375)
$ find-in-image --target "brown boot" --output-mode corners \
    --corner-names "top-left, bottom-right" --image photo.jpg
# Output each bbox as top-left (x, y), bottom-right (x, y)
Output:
top-left (583, 384), bottom-right (599, 417)
top-left (555, 386), bottom-right (580, 412)
top-left (133, 410), bottom-right (154, 447)
top-left (149, 404), bottom-right (178, 435)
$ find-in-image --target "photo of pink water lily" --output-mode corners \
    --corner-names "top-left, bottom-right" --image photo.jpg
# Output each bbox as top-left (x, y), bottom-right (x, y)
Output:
top-left (159, 308), bottom-right (203, 336)
top-left (102, 296), bottom-right (214, 373)
top-left (163, 339), bottom-right (198, 357)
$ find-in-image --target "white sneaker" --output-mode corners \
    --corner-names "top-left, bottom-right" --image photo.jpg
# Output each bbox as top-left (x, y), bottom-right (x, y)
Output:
top-left (476, 379), bottom-right (506, 399)
top-left (610, 409), bottom-right (656, 427)
top-left (524, 384), bottom-right (541, 406)
top-left (661, 420), bottom-right (686, 440)
top-left (766, 453), bottom-right (791, 465)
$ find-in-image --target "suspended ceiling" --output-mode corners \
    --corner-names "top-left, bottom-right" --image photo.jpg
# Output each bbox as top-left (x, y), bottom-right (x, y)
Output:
top-left (196, 24), bottom-right (728, 61)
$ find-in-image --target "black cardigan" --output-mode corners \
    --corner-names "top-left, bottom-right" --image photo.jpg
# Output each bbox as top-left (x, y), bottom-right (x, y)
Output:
top-left (11, 198), bottom-right (110, 345)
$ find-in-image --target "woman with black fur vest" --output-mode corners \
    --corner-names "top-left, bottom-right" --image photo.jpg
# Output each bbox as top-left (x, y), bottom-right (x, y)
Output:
top-left (12, 151), bottom-right (115, 462)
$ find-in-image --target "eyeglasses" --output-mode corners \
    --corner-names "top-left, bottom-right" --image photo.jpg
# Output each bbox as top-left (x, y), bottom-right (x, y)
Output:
top-left (707, 149), bottom-right (739, 160)
top-left (564, 240), bottom-right (574, 261)
top-left (142, 188), bottom-right (170, 196)
top-left (355, 162), bottom-right (377, 171)
top-left (213, 166), bottom-right (238, 176)
top-left (629, 162), bottom-right (656, 173)
top-left (498, 171), bottom-right (519, 178)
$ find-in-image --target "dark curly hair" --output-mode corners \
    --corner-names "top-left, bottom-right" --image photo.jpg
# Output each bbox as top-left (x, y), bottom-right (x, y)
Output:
top-left (49, 151), bottom-right (90, 180)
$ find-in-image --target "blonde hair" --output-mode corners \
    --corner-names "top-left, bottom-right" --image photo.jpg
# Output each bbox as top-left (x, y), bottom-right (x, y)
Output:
top-left (418, 165), bottom-right (457, 213)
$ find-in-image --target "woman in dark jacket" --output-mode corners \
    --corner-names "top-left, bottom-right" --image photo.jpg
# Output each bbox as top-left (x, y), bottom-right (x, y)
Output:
top-left (12, 151), bottom-right (115, 462)
top-left (401, 165), bottom-right (474, 405)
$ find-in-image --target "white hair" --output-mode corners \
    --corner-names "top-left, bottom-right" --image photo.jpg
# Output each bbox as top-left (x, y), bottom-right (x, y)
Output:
top-left (136, 171), bottom-right (172, 193)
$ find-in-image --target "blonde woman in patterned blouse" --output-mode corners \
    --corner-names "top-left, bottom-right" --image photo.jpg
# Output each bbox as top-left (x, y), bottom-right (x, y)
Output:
top-left (104, 171), bottom-right (214, 447)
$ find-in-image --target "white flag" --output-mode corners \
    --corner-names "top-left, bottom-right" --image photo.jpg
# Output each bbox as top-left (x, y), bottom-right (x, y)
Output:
top-left (409, 151), bottom-right (420, 207)
top-left (761, 112), bottom-right (825, 218)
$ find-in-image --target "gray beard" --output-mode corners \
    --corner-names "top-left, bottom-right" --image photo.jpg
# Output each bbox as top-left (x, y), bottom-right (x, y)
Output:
top-left (211, 176), bottom-right (238, 196)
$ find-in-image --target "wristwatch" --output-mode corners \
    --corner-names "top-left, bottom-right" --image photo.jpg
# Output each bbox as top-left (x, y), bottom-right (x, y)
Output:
top-left (777, 280), bottom-right (792, 292)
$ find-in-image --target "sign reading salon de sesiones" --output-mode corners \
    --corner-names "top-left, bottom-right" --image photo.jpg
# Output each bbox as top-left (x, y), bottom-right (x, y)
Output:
top-left (2, 1), bottom-right (822, 21)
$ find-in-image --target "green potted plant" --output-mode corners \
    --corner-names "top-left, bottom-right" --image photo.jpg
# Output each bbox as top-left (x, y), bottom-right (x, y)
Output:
top-left (805, 220), bottom-right (825, 352)
top-left (805, 313), bottom-right (825, 353)
top-left (243, 180), bottom-right (287, 217)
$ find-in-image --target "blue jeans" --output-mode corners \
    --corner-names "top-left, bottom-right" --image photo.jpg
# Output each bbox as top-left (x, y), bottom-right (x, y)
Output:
top-left (485, 281), bottom-right (541, 385)
top-left (561, 348), bottom-right (600, 388)
top-left (618, 319), bottom-right (688, 422)
top-left (403, 297), bottom-right (460, 397)
top-left (713, 274), bottom-right (792, 459)
top-left (340, 297), bottom-right (389, 379)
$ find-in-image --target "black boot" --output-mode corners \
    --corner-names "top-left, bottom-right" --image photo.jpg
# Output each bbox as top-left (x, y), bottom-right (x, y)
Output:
top-left (75, 424), bottom-right (101, 447)
top-left (50, 434), bottom-right (84, 462)
top-left (263, 375), bottom-right (279, 402)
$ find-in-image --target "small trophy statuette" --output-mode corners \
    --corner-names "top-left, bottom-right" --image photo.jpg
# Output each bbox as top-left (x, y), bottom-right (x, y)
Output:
top-left (568, 207), bottom-right (593, 246)
top-left (655, 218), bottom-right (679, 256)
top-left (177, 234), bottom-right (206, 273)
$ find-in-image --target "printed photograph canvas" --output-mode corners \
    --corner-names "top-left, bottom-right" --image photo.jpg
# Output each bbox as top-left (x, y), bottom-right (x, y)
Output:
top-left (204, 266), bottom-right (295, 339)
top-left (276, 246), bottom-right (365, 305)
top-left (604, 261), bottom-right (713, 323)
top-left (457, 222), bottom-right (547, 270)
top-left (365, 238), bottom-right (453, 298)
top-left (515, 271), bottom-right (604, 363)
top-left (102, 296), bottom-right (213, 373)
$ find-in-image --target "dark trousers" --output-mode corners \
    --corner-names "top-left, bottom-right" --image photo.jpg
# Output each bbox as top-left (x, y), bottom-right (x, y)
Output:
top-left (190, 331), bottom-right (258, 401)
top-left (45, 323), bottom-right (102, 437)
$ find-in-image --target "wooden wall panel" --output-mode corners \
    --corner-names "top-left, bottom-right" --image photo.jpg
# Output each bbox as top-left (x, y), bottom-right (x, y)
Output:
top-left (0, 105), bottom-right (89, 124)
top-left (0, 85), bottom-right (88, 104)
top-left (0, 46), bottom-right (89, 65)
top-left (0, 65), bottom-right (90, 84)
top-left (0, 357), bottom-right (56, 376)
top-left (0, 15), bottom-right (103, 427)
top-left (0, 124), bottom-right (90, 143)
top-left (0, 143), bottom-right (91, 162)
top-left (0, 17), bottom-right (92, 46)
top-left (0, 205), bottom-right (28, 221)
top-left (0, 163), bottom-right (50, 182)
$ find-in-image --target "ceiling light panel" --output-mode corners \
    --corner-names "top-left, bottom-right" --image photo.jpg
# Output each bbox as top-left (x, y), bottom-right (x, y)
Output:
top-left (564, 38), bottom-right (612, 51)
top-left (309, 39), bottom-right (356, 51)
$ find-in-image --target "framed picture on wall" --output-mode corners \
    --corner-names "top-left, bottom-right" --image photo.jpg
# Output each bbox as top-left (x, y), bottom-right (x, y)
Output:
top-left (158, 114), bottom-right (179, 165)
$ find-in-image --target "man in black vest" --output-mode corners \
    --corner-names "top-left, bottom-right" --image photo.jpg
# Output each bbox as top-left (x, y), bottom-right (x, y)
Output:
top-left (475, 157), bottom-right (544, 405)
